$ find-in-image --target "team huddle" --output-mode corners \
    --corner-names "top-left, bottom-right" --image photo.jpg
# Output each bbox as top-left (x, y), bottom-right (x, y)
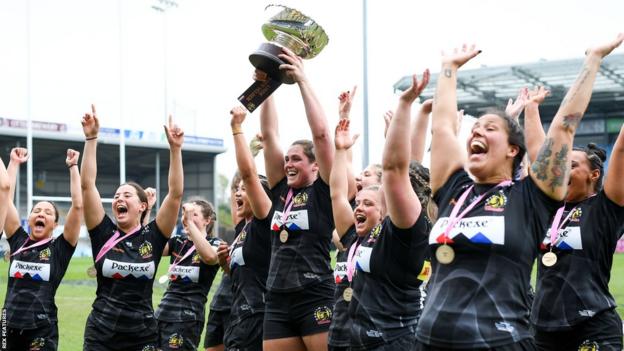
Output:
top-left (1, 34), bottom-right (624, 351)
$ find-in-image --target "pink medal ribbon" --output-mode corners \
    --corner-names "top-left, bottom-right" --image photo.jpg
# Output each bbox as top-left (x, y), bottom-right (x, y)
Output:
top-left (229, 219), bottom-right (251, 258)
top-left (548, 194), bottom-right (595, 249)
top-left (278, 188), bottom-right (296, 233)
top-left (442, 180), bottom-right (513, 243)
top-left (346, 238), bottom-right (362, 284)
top-left (168, 241), bottom-right (196, 273)
top-left (95, 224), bottom-right (142, 263)
top-left (11, 236), bottom-right (54, 257)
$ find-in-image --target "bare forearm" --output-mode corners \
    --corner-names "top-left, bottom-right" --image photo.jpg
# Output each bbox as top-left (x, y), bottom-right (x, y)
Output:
top-left (431, 65), bottom-right (460, 134)
top-left (605, 124), bottom-right (624, 205)
top-left (187, 222), bottom-right (217, 264)
top-left (383, 101), bottom-right (411, 171)
top-left (80, 140), bottom-right (98, 190)
top-left (260, 96), bottom-right (285, 186)
top-left (524, 104), bottom-right (547, 163)
top-left (411, 108), bottom-right (430, 162)
top-left (168, 148), bottom-right (184, 199)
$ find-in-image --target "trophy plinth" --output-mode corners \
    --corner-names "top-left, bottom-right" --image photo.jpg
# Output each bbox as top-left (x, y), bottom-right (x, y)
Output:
top-left (238, 4), bottom-right (329, 112)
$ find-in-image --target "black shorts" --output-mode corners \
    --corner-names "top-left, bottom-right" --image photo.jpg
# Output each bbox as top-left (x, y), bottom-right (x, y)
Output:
top-left (534, 308), bottom-right (623, 351)
top-left (83, 315), bottom-right (158, 351)
top-left (263, 279), bottom-right (334, 340)
top-left (203, 309), bottom-right (231, 348)
top-left (414, 338), bottom-right (536, 351)
top-left (158, 319), bottom-right (203, 351)
top-left (353, 332), bottom-right (416, 351)
top-left (224, 313), bottom-right (264, 351)
top-left (7, 322), bottom-right (58, 351)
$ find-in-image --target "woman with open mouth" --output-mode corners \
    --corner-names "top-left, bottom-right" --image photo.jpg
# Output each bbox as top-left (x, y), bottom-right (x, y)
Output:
top-left (155, 197), bottom-right (220, 351)
top-left (256, 47), bottom-right (336, 351)
top-left (212, 106), bottom-right (274, 351)
top-left (80, 104), bottom-right (184, 351)
top-left (415, 35), bottom-right (624, 350)
top-left (329, 70), bottom-right (433, 350)
top-left (523, 67), bottom-right (624, 349)
top-left (2, 147), bottom-right (81, 351)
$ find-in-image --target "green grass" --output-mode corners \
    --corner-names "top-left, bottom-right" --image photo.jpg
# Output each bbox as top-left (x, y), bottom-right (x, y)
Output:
top-left (0, 254), bottom-right (622, 350)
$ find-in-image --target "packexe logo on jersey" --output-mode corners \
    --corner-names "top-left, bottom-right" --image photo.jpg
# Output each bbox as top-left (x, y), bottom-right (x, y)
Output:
top-left (15, 262), bottom-right (43, 271)
top-left (10, 260), bottom-right (51, 281)
top-left (110, 262), bottom-right (151, 272)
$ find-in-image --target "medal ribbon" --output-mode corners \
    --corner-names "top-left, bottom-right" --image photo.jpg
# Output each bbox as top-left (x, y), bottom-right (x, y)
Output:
top-left (95, 224), bottom-right (142, 263)
top-left (168, 241), bottom-right (196, 273)
top-left (548, 194), bottom-right (595, 249)
top-left (229, 219), bottom-right (251, 258)
top-left (442, 180), bottom-right (512, 243)
top-left (346, 237), bottom-right (363, 284)
top-left (11, 237), bottom-right (54, 257)
top-left (277, 188), bottom-right (295, 233)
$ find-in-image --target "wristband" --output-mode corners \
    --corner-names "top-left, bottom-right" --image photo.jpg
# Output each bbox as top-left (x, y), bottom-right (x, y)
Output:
top-left (85, 136), bottom-right (97, 141)
top-left (67, 164), bottom-right (78, 169)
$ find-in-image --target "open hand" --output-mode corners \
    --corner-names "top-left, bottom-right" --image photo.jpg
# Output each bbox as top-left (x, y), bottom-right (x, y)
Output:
top-left (399, 69), bottom-right (430, 103)
top-left (338, 86), bottom-right (357, 119)
top-left (334, 119), bottom-right (359, 150)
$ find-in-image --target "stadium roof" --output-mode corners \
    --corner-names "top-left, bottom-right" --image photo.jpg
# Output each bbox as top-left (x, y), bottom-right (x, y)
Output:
top-left (393, 54), bottom-right (624, 119)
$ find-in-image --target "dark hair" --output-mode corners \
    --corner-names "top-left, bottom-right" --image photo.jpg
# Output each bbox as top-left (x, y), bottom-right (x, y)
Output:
top-left (408, 161), bottom-right (434, 222)
top-left (483, 109), bottom-right (527, 176)
top-left (185, 196), bottom-right (217, 236)
top-left (32, 201), bottom-right (60, 223)
top-left (121, 181), bottom-right (148, 224)
top-left (574, 143), bottom-right (606, 192)
top-left (291, 139), bottom-right (316, 162)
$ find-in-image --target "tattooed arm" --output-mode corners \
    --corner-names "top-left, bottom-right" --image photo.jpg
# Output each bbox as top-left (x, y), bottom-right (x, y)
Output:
top-left (430, 45), bottom-right (480, 194)
top-left (530, 34), bottom-right (623, 200)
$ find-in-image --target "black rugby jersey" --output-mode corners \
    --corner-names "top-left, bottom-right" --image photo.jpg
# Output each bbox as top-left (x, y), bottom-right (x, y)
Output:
top-left (328, 226), bottom-right (357, 347)
top-left (416, 169), bottom-right (559, 348)
top-left (229, 214), bottom-right (273, 325)
top-left (266, 177), bottom-right (335, 292)
top-left (532, 190), bottom-right (624, 330)
top-left (349, 215), bottom-right (431, 349)
top-left (88, 215), bottom-right (168, 332)
top-left (4, 227), bottom-right (76, 329)
top-left (209, 272), bottom-right (233, 312)
top-left (155, 235), bottom-right (221, 322)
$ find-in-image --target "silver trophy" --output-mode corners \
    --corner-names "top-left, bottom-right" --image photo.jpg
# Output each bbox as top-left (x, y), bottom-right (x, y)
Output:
top-left (249, 4), bottom-right (329, 84)
top-left (239, 5), bottom-right (329, 112)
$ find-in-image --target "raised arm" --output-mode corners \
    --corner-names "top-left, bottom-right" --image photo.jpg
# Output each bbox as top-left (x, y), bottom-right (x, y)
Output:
top-left (5, 148), bottom-right (29, 238)
top-left (0, 158), bottom-right (10, 236)
top-left (411, 99), bottom-right (433, 162)
top-left (523, 86), bottom-right (549, 163)
top-left (605, 123), bottom-right (624, 206)
top-left (182, 204), bottom-right (218, 265)
top-left (338, 87), bottom-right (358, 199)
top-left (280, 48), bottom-right (334, 183)
top-left (255, 71), bottom-right (286, 188)
top-left (231, 106), bottom-right (272, 220)
top-left (80, 104), bottom-right (105, 230)
top-left (384, 71), bottom-right (429, 228)
top-left (331, 119), bottom-right (359, 237)
top-left (63, 149), bottom-right (83, 246)
top-left (505, 87), bottom-right (529, 122)
top-left (142, 187), bottom-right (157, 227)
top-left (155, 115), bottom-right (184, 238)
top-left (530, 34), bottom-right (624, 200)
top-left (430, 45), bottom-right (480, 194)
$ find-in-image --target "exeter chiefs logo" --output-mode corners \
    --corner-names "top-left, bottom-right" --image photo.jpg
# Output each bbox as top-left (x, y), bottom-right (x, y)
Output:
top-left (485, 191), bottom-right (507, 212)
top-left (368, 223), bottom-right (382, 243)
top-left (313, 306), bottom-right (332, 325)
top-left (29, 337), bottom-right (45, 351)
top-left (141, 346), bottom-right (156, 351)
top-left (39, 248), bottom-right (51, 261)
top-left (293, 192), bottom-right (308, 207)
top-left (139, 241), bottom-right (153, 259)
top-left (168, 333), bottom-right (184, 349)
top-left (192, 252), bottom-right (200, 264)
top-left (570, 207), bottom-right (583, 222)
top-left (578, 340), bottom-right (599, 351)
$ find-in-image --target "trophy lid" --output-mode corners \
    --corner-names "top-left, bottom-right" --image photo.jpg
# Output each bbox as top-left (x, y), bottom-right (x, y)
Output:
top-left (261, 4), bottom-right (329, 59)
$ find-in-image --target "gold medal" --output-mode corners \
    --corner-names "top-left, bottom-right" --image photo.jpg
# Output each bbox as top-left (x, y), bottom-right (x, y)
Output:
top-left (279, 229), bottom-right (289, 243)
top-left (541, 252), bottom-right (557, 267)
top-left (343, 287), bottom-right (353, 302)
top-left (86, 265), bottom-right (97, 278)
top-left (3, 250), bottom-right (10, 262)
top-left (436, 244), bottom-right (455, 264)
top-left (158, 274), bottom-right (169, 284)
